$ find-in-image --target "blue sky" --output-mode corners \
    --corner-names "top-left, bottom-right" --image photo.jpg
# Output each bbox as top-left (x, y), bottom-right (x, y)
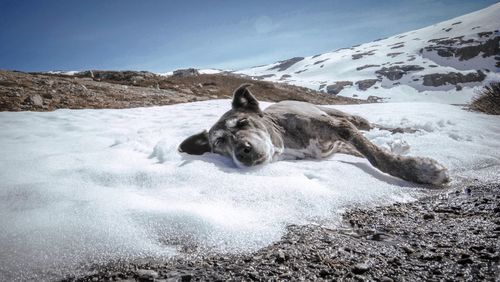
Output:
top-left (0, 0), bottom-right (497, 72)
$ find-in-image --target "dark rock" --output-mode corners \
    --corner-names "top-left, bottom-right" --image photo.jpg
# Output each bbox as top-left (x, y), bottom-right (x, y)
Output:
top-left (478, 31), bottom-right (493, 38)
top-left (356, 64), bottom-right (380, 71)
top-left (268, 57), bottom-right (304, 72)
top-left (326, 81), bottom-right (353, 95)
top-left (42, 92), bottom-right (53, 99)
top-left (313, 59), bottom-right (329, 65)
top-left (173, 68), bottom-right (199, 77)
top-left (367, 95), bottom-right (383, 103)
top-left (355, 79), bottom-right (378, 91)
top-left (352, 50), bottom-right (376, 60)
top-left (391, 44), bottom-right (405, 49)
top-left (275, 250), bottom-right (286, 263)
top-left (352, 263), bottom-right (370, 274)
top-left (279, 74), bottom-right (291, 80)
top-left (375, 65), bottom-right (425, 81)
top-left (387, 52), bottom-right (403, 58)
top-left (423, 213), bottom-right (435, 220)
top-left (424, 36), bottom-right (500, 62)
top-left (253, 74), bottom-right (275, 80)
top-left (181, 274), bottom-right (193, 281)
top-left (422, 71), bottom-right (486, 86)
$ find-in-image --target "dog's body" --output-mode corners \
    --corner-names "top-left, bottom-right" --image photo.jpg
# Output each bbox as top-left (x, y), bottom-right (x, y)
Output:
top-left (179, 84), bottom-right (449, 185)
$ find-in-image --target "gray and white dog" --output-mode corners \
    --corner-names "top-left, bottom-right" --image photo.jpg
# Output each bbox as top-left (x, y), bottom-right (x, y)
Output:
top-left (179, 84), bottom-right (449, 185)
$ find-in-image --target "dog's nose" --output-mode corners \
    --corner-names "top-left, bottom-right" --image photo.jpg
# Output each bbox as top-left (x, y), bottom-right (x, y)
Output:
top-left (236, 142), bottom-right (253, 161)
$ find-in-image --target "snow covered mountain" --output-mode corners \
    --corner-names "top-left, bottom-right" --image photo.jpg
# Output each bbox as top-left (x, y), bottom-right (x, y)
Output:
top-left (236, 3), bottom-right (500, 103)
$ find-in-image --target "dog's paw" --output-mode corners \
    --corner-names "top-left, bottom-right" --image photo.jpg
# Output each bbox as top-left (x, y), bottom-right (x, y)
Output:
top-left (404, 157), bottom-right (450, 185)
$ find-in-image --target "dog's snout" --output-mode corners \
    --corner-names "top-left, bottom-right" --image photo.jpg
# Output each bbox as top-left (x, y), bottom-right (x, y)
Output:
top-left (236, 142), bottom-right (252, 156)
top-left (242, 142), bottom-right (252, 154)
top-left (235, 142), bottom-right (254, 164)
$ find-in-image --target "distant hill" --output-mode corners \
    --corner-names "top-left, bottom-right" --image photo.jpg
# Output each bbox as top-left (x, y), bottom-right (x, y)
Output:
top-left (235, 3), bottom-right (500, 104)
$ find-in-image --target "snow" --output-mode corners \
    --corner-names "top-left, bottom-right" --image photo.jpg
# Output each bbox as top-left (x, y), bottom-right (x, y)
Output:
top-left (1, 100), bottom-right (499, 281)
top-left (235, 3), bottom-right (500, 104)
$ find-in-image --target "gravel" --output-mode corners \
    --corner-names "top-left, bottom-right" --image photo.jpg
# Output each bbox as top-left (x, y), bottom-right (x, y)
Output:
top-left (63, 182), bottom-right (499, 281)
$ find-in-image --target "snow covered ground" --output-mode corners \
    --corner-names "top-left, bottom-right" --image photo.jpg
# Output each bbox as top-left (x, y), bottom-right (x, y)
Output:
top-left (1, 100), bottom-right (499, 281)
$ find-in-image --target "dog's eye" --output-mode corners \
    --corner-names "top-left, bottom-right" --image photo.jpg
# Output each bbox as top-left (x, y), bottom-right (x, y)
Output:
top-left (237, 118), bottom-right (249, 127)
top-left (214, 138), bottom-right (225, 147)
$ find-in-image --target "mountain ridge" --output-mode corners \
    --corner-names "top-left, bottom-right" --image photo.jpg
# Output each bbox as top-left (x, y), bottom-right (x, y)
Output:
top-left (234, 3), bottom-right (500, 103)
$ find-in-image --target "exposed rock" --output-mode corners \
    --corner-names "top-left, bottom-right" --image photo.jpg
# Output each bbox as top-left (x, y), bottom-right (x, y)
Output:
top-left (253, 74), bottom-right (275, 80)
top-left (25, 94), bottom-right (43, 106)
top-left (0, 70), bottom-right (364, 112)
top-left (279, 74), bottom-right (291, 80)
top-left (478, 31), bottom-right (493, 38)
top-left (326, 81), bottom-right (353, 95)
top-left (136, 269), bottom-right (158, 279)
top-left (173, 68), bottom-right (199, 77)
top-left (391, 44), bottom-right (405, 49)
top-left (352, 263), bottom-right (370, 274)
top-left (375, 65), bottom-right (425, 81)
top-left (313, 59), bottom-right (329, 65)
top-left (356, 64), bottom-right (380, 71)
top-left (422, 71), bottom-right (486, 86)
top-left (268, 57), bottom-right (304, 72)
top-left (424, 36), bottom-right (499, 61)
top-left (352, 50), bottom-right (376, 60)
top-left (355, 79), bottom-right (378, 91)
top-left (387, 52), bottom-right (403, 58)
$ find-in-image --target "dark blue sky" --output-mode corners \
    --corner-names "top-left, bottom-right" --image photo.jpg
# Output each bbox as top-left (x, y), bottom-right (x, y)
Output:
top-left (0, 0), bottom-right (497, 72)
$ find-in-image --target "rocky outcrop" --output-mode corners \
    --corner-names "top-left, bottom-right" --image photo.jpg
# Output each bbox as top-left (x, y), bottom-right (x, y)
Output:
top-left (387, 52), bottom-right (403, 58)
top-left (355, 79), bottom-right (379, 91)
top-left (423, 35), bottom-right (500, 61)
top-left (0, 70), bottom-right (363, 112)
top-left (356, 64), bottom-right (380, 71)
top-left (375, 65), bottom-right (425, 81)
top-left (173, 68), bottom-right (199, 77)
top-left (268, 57), bottom-right (304, 72)
top-left (78, 70), bottom-right (159, 85)
top-left (326, 81), bottom-right (353, 95)
top-left (422, 71), bottom-right (486, 86)
top-left (24, 94), bottom-right (43, 107)
top-left (352, 50), bottom-right (376, 60)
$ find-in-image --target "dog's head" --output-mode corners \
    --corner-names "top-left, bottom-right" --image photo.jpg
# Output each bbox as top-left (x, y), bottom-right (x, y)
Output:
top-left (178, 84), bottom-right (276, 167)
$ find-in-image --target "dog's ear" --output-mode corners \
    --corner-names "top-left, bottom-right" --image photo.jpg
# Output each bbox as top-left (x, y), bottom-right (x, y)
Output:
top-left (178, 130), bottom-right (211, 155)
top-left (232, 83), bottom-right (262, 114)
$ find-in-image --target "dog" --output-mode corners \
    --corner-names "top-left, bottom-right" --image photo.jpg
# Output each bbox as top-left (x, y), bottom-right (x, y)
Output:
top-left (178, 84), bottom-right (449, 185)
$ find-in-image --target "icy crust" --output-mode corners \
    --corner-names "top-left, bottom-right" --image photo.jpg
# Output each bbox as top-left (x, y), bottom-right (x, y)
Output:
top-left (1, 100), bottom-right (500, 280)
top-left (236, 3), bottom-right (500, 104)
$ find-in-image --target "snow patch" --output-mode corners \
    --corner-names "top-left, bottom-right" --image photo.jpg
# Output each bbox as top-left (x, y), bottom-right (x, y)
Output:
top-left (1, 100), bottom-right (499, 280)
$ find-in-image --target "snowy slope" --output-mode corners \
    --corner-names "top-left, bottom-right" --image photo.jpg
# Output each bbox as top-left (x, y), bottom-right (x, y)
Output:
top-left (236, 3), bottom-right (500, 103)
top-left (1, 100), bottom-right (499, 281)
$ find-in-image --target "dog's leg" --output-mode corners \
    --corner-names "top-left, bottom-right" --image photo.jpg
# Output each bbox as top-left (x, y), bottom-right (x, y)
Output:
top-left (332, 120), bottom-right (449, 185)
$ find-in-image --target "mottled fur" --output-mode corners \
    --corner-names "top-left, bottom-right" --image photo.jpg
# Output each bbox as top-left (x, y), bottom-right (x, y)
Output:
top-left (179, 84), bottom-right (449, 185)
